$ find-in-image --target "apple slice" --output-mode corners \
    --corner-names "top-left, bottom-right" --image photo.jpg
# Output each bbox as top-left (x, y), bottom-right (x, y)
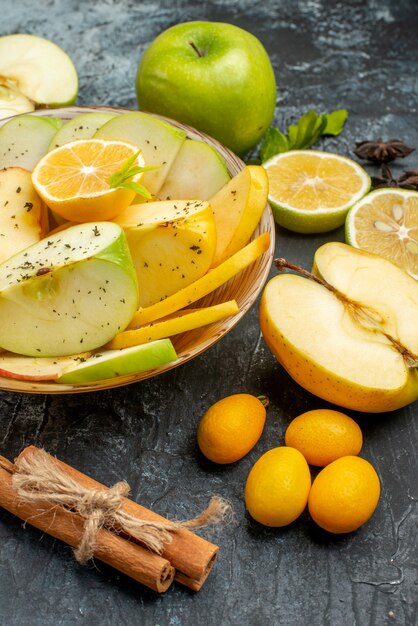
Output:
top-left (0, 34), bottom-right (78, 107)
top-left (0, 85), bottom-right (34, 120)
top-left (95, 112), bottom-right (186, 196)
top-left (156, 139), bottom-right (230, 200)
top-left (210, 165), bottom-right (269, 267)
top-left (108, 300), bottom-right (239, 349)
top-left (0, 222), bottom-right (139, 357)
top-left (0, 115), bottom-right (63, 170)
top-left (130, 232), bottom-right (270, 327)
top-left (0, 351), bottom-right (90, 381)
top-left (259, 245), bottom-right (418, 412)
top-left (55, 339), bottom-right (177, 384)
top-left (48, 112), bottom-right (116, 150)
top-left (0, 167), bottom-right (48, 263)
top-left (114, 199), bottom-right (216, 307)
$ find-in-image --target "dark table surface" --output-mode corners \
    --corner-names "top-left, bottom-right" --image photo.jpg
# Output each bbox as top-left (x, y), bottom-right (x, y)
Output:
top-left (1, 1), bottom-right (417, 625)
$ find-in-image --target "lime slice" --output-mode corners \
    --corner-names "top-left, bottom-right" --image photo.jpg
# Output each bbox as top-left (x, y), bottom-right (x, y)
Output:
top-left (263, 150), bottom-right (370, 233)
top-left (345, 188), bottom-right (418, 279)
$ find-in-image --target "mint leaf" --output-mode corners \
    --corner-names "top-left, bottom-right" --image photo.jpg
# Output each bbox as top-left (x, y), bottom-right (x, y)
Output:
top-left (108, 149), bottom-right (158, 199)
top-left (116, 181), bottom-right (153, 199)
top-left (323, 109), bottom-right (348, 135)
top-left (288, 111), bottom-right (327, 150)
top-left (260, 127), bottom-right (289, 162)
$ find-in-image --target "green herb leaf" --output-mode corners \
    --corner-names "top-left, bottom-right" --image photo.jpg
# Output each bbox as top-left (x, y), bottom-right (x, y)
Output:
top-left (323, 109), bottom-right (348, 135)
top-left (116, 181), bottom-right (153, 199)
top-left (260, 127), bottom-right (289, 162)
top-left (108, 149), bottom-right (158, 199)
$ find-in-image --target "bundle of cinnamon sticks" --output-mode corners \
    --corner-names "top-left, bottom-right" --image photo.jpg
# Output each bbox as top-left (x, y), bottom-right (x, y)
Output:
top-left (0, 446), bottom-right (226, 593)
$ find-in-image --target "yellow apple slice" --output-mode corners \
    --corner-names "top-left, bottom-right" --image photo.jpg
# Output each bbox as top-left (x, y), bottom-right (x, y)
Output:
top-left (0, 167), bottom-right (48, 264)
top-left (114, 199), bottom-right (216, 307)
top-left (108, 300), bottom-right (239, 350)
top-left (130, 232), bottom-right (270, 327)
top-left (210, 165), bottom-right (269, 267)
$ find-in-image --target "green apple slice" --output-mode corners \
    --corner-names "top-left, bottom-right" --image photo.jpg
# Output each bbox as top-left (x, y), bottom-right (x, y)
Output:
top-left (157, 139), bottom-right (230, 200)
top-left (0, 167), bottom-right (48, 264)
top-left (0, 34), bottom-right (78, 107)
top-left (0, 351), bottom-right (91, 381)
top-left (0, 115), bottom-right (63, 170)
top-left (0, 222), bottom-right (139, 357)
top-left (55, 339), bottom-right (177, 383)
top-left (0, 85), bottom-right (34, 120)
top-left (95, 112), bottom-right (186, 196)
top-left (49, 112), bottom-right (116, 150)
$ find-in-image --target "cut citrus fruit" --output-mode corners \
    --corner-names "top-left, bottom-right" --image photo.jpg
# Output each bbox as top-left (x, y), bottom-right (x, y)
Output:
top-left (345, 189), bottom-right (418, 279)
top-left (263, 150), bottom-right (370, 233)
top-left (32, 138), bottom-right (145, 222)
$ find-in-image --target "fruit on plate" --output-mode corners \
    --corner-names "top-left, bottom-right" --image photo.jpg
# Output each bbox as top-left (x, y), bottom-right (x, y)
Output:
top-left (0, 351), bottom-right (90, 381)
top-left (156, 139), bottom-right (230, 201)
top-left (0, 34), bottom-right (78, 115)
top-left (108, 300), bottom-right (239, 350)
top-left (260, 242), bottom-right (418, 412)
top-left (130, 232), bottom-right (270, 327)
top-left (0, 222), bottom-right (138, 357)
top-left (308, 456), bottom-right (380, 533)
top-left (210, 165), bottom-right (268, 267)
top-left (197, 394), bottom-right (267, 464)
top-left (0, 85), bottom-right (34, 118)
top-left (345, 188), bottom-right (418, 279)
top-left (245, 446), bottom-right (311, 526)
top-left (0, 167), bottom-right (48, 263)
top-left (0, 115), bottom-right (63, 170)
top-left (49, 112), bottom-right (116, 149)
top-left (32, 139), bottom-right (147, 222)
top-left (284, 409), bottom-right (363, 467)
top-left (136, 21), bottom-right (276, 156)
top-left (55, 339), bottom-right (177, 384)
top-left (263, 150), bottom-right (370, 233)
top-left (95, 112), bottom-right (186, 196)
top-left (114, 200), bottom-right (216, 307)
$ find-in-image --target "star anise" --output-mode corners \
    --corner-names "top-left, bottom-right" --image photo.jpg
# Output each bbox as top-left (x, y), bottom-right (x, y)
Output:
top-left (371, 164), bottom-right (418, 191)
top-left (354, 139), bottom-right (415, 163)
top-left (398, 169), bottom-right (418, 190)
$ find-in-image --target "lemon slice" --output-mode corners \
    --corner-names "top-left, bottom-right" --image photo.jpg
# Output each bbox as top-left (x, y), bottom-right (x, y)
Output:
top-left (263, 150), bottom-right (370, 233)
top-left (346, 188), bottom-right (418, 279)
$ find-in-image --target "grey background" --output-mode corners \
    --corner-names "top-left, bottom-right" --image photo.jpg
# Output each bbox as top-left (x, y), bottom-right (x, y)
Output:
top-left (1, 1), bottom-right (417, 625)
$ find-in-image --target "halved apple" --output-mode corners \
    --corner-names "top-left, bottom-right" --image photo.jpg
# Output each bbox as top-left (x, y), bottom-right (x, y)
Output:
top-left (0, 85), bottom-right (34, 119)
top-left (156, 139), bottom-right (230, 201)
top-left (260, 242), bottom-right (418, 412)
top-left (95, 112), bottom-right (186, 196)
top-left (0, 222), bottom-right (138, 357)
top-left (114, 199), bottom-right (216, 307)
top-left (0, 167), bottom-right (48, 263)
top-left (0, 115), bottom-right (63, 170)
top-left (0, 34), bottom-right (78, 111)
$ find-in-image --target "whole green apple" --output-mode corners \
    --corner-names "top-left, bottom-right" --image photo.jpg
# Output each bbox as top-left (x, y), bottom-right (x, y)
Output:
top-left (136, 21), bottom-right (276, 156)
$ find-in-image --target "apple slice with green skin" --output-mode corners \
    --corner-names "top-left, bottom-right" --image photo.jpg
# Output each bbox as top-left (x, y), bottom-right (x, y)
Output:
top-left (0, 34), bottom-right (78, 108)
top-left (210, 165), bottom-right (268, 267)
top-left (0, 222), bottom-right (138, 357)
top-left (0, 351), bottom-right (91, 381)
top-left (48, 112), bottom-right (116, 150)
top-left (95, 112), bottom-right (186, 196)
top-left (0, 167), bottom-right (48, 263)
top-left (55, 339), bottom-right (177, 384)
top-left (0, 115), bottom-right (63, 170)
top-left (114, 199), bottom-right (216, 308)
top-left (0, 86), bottom-right (34, 119)
top-left (259, 245), bottom-right (418, 413)
top-left (156, 139), bottom-right (229, 201)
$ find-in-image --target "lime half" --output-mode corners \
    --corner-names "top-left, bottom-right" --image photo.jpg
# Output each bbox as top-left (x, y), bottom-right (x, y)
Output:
top-left (263, 150), bottom-right (370, 233)
top-left (346, 188), bottom-right (418, 279)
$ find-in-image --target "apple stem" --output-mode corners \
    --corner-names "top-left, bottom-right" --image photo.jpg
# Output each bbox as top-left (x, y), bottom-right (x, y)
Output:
top-left (188, 41), bottom-right (205, 57)
top-left (274, 258), bottom-right (338, 294)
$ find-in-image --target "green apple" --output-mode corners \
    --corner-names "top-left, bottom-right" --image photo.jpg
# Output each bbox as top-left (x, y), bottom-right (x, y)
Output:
top-left (55, 339), bottom-right (177, 384)
top-left (260, 242), bottom-right (418, 413)
top-left (0, 222), bottom-right (138, 357)
top-left (0, 86), bottom-right (34, 119)
top-left (0, 34), bottom-right (78, 116)
top-left (157, 139), bottom-right (230, 200)
top-left (0, 167), bottom-right (48, 264)
top-left (49, 112), bottom-right (116, 150)
top-left (136, 21), bottom-right (276, 156)
top-left (95, 112), bottom-right (186, 196)
top-left (0, 115), bottom-right (63, 170)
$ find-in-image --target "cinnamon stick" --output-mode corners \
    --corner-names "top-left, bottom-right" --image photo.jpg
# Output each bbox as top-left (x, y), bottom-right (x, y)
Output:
top-left (17, 446), bottom-right (219, 591)
top-left (0, 464), bottom-right (174, 593)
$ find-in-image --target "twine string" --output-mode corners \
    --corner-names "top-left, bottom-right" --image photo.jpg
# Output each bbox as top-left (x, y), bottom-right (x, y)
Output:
top-left (12, 449), bottom-right (230, 564)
